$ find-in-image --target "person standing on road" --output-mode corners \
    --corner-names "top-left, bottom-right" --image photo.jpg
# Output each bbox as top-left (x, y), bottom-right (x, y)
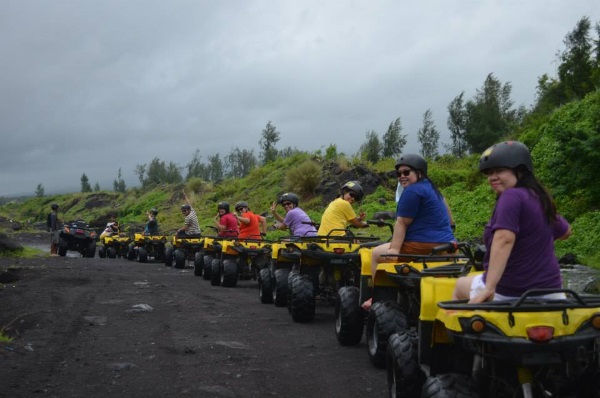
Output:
top-left (48, 203), bottom-right (60, 256)
top-left (453, 141), bottom-right (572, 303)
top-left (177, 192), bottom-right (201, 237)
top-left (214, 201), bottom-right (239, 237)
top-left (234, 201), bottom-right (267, 239)
top-left (270, 192), bottom-right (317, 237)
top-left (318, 181), bottom-right (369, 236)
top-left (144, 209), bottom-right (159, 235)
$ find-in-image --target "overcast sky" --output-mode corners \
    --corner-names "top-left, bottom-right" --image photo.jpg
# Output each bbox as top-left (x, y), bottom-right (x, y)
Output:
top-left (1, 1), bottom-right (598, 197)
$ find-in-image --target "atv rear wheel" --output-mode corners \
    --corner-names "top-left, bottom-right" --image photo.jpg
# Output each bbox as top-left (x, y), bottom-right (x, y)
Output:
top-left (259, 268), bottom-right (273, 304)
top-left (387, 331), bottom-right (424, 397)
top-left (335, 286), bottom-right (364, 346)
top-left (366, 301), bottom-right (409, 368)
top-left (85, 241), bottom-right (96, 258)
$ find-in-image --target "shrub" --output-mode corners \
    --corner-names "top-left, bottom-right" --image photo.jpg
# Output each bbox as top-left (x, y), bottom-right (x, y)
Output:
top-left (285, 160), bottom-right (322, 197)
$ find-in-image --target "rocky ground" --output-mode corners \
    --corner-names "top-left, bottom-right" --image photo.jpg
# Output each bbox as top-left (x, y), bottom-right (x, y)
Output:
top-left (0, 234), bottom-right (387, 398)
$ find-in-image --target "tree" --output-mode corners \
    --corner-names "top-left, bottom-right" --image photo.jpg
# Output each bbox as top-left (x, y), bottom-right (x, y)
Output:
top-left (165, 162), bottom-right (183, 184)
top-left (134, 164), bottom-right (146, 185)
top-left (446, 92), bottom-right (468, 157)
top-left (186, 150), bottom-right (210, 180)
top-left (80, 173), bottom-right (92, 193)
top-left (35, 183), bottom-right (45, 197)
top-left (259, 121), bottom-right (280, 165)
top-left (382, 118), bottom-right (407, 159)
top-left (93, 182), bottom-right (100, 192)
top-left (417, 109), bottom-right (440, 159)
top-left (463, 73), bottom-right (520, 153)
top-left (225, 147), bottom-right (257, 178)
top-left (558, 17), bottom-right (595, 101)
top-left (533, 17), bottom-right (600, 115)
top-left (359, 130), bottom-right (382, 163)
top-left (208, 154), bottom-right (223, 182)
top-left (113, 168), bottom-right (126, 193)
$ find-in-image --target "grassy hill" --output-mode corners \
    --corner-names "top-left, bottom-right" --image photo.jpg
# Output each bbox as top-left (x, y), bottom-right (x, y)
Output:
top-left (2, 150), bottom-right (598, 268)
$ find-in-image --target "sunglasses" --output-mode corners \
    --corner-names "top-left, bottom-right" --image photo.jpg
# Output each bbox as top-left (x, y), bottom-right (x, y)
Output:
top-left (396, 169), bottom-right (412, 177)
top-left (235, 207), bottom-right (244, 212)
top-left (282, 202), bottom-right (293, 207)
top-left (347, 192), bottom-right (357, 199)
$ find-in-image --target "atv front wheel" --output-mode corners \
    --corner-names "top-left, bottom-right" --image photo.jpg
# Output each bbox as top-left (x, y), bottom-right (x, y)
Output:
top-left (421, 373), bottom-right (477, 398)
top-left (107, 247), bottom-right (117, 259)
top-left (335, 286), bottom-right (364, 346)
top-left (366, 301), bottom-right (408, 368)
top-left (221, 258), bottom-right (238, 287)
top-left (174, 249), bottom-right (186, 269)
top-left (259, 268), bottom-right (273, 304)
top-left (290, 274), bottom-right (315, 323)
top-left (98, 246), bottom-right (107, 258)
top-left (387, 331), bottom-right (424, 397)
top-left (194, 252), bottom-right (203, 276)
top-left (164, 246), bottom-right (173, 267)
top-left (210, 258), bottom-right (221, 286)
top-left (203, 255), bottom-right (213, 280)
top-left (138, 247), bottom-right (148, 263)
top-left (273, 268), bottom-right (290, 307)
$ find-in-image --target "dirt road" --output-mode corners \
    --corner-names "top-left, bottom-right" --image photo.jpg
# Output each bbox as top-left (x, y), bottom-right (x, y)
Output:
top-left (0, 251), bottom-right (387, 398)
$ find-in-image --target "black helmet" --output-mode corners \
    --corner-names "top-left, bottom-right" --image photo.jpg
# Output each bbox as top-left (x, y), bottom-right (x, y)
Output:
top-left (217, 202), bottom-right (230, 213)
top-left (235, 201), bottom-right (249, 212)
top-left (51, 203), bottom-right (59, 210)
top-left (180, 204), bottom-right (191, 211)
top-left (479, 141), bottom-right (533, 173)
top-left (341, 181), bottom-right (364, 201)
top-left (150, 208), bottom-right (158, 215)
top-left (395, 154), bottom-right (428, 176)
top-left (278, 192), bottom-right (299, 207)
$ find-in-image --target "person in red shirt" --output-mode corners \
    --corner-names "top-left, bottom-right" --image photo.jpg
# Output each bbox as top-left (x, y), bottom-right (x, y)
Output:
top-left (234, 201), bottom-right (267, 239)
top-left (214, 202), bottom-right (239, 237)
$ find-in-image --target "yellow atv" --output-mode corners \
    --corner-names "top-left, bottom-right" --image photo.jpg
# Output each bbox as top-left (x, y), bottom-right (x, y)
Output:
top-left (284, 227), bottom-right (381, 323)
top-left (258, 236), bottom-right (304, 306)
top-left (386, 247), bottom-right (600, 398)
top-left (363, 236), bottom-right (473, 368)
top-left (219, 235), bottom-right (272, 287)
top-left (128, 230), bottom-right (169, 263)
top-left (165, 234), bottom-right (204, 271)
top-left (199, 227), bottom-right (224, 281)
top-left (98, 232), bottom-right (131, 259)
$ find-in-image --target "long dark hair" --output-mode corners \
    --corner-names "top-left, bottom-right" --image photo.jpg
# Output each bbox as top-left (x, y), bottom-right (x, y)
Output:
top-left (514, 165), bottom-right (557, 223)
top-left (414, 168), bottom-right (444, 200)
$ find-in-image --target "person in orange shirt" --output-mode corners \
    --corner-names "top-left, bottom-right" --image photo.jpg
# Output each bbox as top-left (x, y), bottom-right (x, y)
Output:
top-left (234, 201), bottom-right (267, 239)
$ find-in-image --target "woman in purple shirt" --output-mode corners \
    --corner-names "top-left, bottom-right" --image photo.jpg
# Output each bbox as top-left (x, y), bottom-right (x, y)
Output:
top-left (270, 192), bottom-right (317, 237)
top-left (454, 141), bottom-right (572, 303)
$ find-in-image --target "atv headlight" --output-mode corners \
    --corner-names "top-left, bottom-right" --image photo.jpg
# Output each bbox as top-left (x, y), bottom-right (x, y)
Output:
top-left (591, 313), bottom-right (600, 330)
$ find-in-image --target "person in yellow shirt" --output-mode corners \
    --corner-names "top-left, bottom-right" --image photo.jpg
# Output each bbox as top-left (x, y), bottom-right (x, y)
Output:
top-left (317, 181), bottom-right (368, 236)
